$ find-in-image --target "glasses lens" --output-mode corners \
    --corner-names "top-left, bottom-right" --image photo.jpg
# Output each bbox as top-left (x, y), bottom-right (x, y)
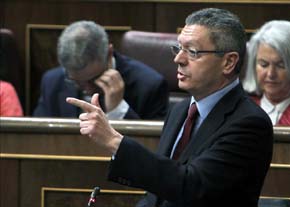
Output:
top-left (187, 49), bottom-right (198, 59)
top-left (171, 45), bottom-right (180, 55)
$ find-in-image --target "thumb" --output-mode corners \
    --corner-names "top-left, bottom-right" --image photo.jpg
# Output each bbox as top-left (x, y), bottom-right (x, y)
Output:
top-left (91, 93), bottom-right (101, 108)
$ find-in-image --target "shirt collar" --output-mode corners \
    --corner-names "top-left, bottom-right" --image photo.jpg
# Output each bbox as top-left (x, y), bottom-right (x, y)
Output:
top-left (111, 56), bottom-right (116, 69)
top-left (190, 78), bottom-right (240, 119)
top-left (261, 94), bottom-right (290, 114)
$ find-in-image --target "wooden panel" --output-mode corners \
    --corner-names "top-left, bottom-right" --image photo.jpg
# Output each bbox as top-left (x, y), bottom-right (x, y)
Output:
top-left (0, 117), bottom-right (289, 162)
top-left (0, 118), bottom-right (160, 156)
top-left (261, 164), bottom-right (290, 197)
top-left (19, 159), bottom-right (144, 207)
top-left (155, 3), bottom-right (290, 33)
top-left (1, 118), bottom-right (290, 207)
top-left (272, 143), bottom-right (290, 164)
top-left (1, 156), bottom-right (289, 207)
top-left (42, 187), bottom-right (144, 207)
top-left (0, 159), bottom-right (19, 207)
top-left (0, 133), bottom-right (159, 156)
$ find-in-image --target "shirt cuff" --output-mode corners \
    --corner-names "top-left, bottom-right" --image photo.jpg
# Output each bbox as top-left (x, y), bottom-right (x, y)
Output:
top-left (106, 99), bottom-right (129, 119)
top-left (111, 154), bottom-right (116, 160)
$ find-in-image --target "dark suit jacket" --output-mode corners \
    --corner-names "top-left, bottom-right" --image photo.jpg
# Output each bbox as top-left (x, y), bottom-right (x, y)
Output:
top-left (108, 84), bottom-right (273, 207)
top-left (33, 52), bottom-right (169, 119)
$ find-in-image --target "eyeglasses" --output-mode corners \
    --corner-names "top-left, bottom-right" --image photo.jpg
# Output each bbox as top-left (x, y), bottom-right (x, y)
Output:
top-left (171, 45), bottom-right (226, 60)
top-left (64, 72), bottom-right (101, 88)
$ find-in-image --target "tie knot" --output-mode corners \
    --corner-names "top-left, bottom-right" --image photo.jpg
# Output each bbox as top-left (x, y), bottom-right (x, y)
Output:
top-left (188, 103), bottom-right (198, 120)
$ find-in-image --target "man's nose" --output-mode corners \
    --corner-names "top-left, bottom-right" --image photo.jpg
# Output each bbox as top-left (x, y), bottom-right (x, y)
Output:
top-left (173, 50), bottom-right (188, 64)
top-left (267, 65), bottom-right (278, 79)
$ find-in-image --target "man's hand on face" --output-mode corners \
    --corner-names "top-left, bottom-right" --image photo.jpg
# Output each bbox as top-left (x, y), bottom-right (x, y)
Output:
top-left (94, 69), bottom-right (125, 112)
top-left (66, 94), bottom-right (123, 154)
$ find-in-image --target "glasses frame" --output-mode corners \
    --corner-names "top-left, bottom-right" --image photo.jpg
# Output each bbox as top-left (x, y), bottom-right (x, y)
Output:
top-left (171, 44), bottom-right (227, 60)
top-left (64, 71), bottom-right (103, 89)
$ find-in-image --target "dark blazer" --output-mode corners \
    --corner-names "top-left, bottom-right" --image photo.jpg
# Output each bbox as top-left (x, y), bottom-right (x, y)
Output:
top-left (33, 52), bottom-right (169, 119)
top-left (108, 84), bottom-right (273, 207)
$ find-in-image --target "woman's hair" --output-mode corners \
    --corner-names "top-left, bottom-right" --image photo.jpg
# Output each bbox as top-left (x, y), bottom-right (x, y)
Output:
top-left (243, 20), bottom-right (290, 95)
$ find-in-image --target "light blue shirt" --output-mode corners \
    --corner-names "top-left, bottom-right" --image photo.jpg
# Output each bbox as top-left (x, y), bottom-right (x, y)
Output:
top-left (170, 78), bottom-right (240, 158)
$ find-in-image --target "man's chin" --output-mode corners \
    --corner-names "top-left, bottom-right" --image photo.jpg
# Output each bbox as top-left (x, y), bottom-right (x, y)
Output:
top-left (178, 82), bottom-right (189, 91)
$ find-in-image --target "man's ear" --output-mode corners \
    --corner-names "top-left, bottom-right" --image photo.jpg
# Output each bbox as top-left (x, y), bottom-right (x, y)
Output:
top-left (223, 51), bottom-right (239, 75)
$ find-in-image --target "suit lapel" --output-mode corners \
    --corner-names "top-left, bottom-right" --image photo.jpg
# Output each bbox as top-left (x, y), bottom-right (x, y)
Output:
top-left (59, 83), bottom-right (79, 117)
top-left (157, 99), bottom-right (191, 157)
top-left (179, 84), bottom-right (245, 163)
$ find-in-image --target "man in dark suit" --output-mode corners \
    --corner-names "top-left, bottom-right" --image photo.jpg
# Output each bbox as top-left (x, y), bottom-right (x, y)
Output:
top-left (33, 21), bottom-right (169, 119)
top-left (67, 8), bottom-right (273, 207)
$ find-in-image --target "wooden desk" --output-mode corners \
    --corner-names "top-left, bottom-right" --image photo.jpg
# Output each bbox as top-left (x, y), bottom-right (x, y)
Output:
top-left (1, 117), bottom-right (289, 207)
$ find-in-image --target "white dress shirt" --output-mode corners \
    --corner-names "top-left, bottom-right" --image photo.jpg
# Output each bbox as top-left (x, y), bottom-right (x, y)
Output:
top-left (260, 95), bottom-right (290, 125)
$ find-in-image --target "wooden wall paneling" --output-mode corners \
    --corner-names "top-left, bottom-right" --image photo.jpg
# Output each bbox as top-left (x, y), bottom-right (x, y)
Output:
top-left (155, 3), bottom-right (290, 33)
top-left (1, 117), bottom-right (290, 207)
top-left (1, 133), bottom-right (109, 156)
top-left (1, 156), bottom-right (289, 207)
top-left (0, 118), bottom-right (160, 156)
top-left (155, 3), bottom-right (202, 32)
top-left (0, 117), bottom-right (289, 162)
top-left (3, 1), bottom-right (155, 52)
top-left (0, 159), bottom-right (19, 207)
top-left (41, 187), bottom-right (144, 207)
top-left (18, 158), bottom-right (144, 207)
top-left (272, 143), bottom-right (290, 164)
top-left (0, 133), bottom-right (157, 156)
top-left (261, 164), bottom-right (290, 197)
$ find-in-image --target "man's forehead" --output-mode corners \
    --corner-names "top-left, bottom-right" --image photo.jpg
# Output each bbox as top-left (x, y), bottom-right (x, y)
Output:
top-left (178, 25), bottom-right (208, 44)
top-left (181, 25), bottom-right (196, 35)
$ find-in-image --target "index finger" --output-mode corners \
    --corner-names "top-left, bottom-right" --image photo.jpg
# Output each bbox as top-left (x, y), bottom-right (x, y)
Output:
top-left (66, 97), bottom-right (97, 112)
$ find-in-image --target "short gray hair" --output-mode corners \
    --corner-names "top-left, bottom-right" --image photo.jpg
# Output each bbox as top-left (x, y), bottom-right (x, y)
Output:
top-left (57, 21), bottom-right (109, 72)
top-left (185, 8), bottom-right (246, 74)
top-left (243, 20), bottom-right (290, 94)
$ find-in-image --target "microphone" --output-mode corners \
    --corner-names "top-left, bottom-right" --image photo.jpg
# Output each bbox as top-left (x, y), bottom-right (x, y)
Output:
top-left (87, 187), bottom-right (100, 207)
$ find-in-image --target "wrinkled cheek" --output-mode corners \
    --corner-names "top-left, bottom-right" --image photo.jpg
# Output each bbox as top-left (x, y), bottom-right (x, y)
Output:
top-left (278, 83), bottom-right (290, 95)
top-left (178, 78), bottom-right (192, 90)
top-left (256, 73), bottom-right (265, 88)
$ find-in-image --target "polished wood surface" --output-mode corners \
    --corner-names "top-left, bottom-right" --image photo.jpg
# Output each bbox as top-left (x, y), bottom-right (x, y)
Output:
top-left (0, 117), bottom-right (289, 160)
top-left (1, 117), bottom-right (290, 207)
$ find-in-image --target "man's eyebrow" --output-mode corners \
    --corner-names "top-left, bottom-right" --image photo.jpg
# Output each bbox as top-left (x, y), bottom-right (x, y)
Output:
top-left (176, 40), bottom-right (198, 48)
top-left (181, 28), bottom-right (194, 35)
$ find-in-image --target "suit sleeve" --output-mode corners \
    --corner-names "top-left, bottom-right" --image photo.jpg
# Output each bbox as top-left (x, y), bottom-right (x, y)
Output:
top-left (108, 114), bottom-right (273, 206)
top-left (33, 73), bottom-right (52, 116)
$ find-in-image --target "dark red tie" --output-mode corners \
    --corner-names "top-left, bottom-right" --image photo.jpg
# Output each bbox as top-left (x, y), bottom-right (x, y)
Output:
top-left (173, 103), bottom-right (198, 160)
